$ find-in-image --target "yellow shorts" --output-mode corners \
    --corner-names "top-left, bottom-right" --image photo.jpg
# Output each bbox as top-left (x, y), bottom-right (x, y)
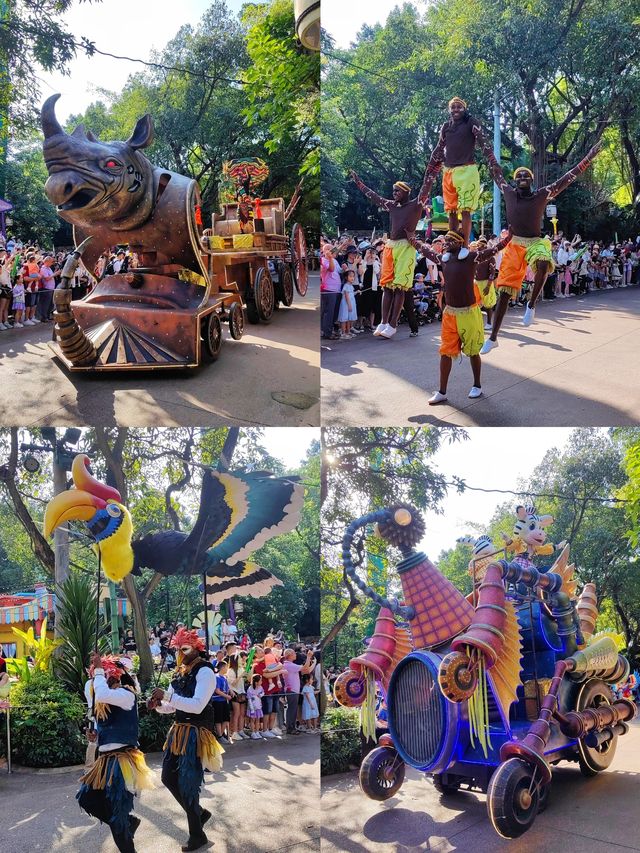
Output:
top-left (380, 239), bottom-right (416, 290)
top-left (496, 237), bottom-right (554, 295)
top-left (476, 279), bottom-right (497, 308)
top-left (440, 304), bottom-right (484, 358)
top-left (443, 165), bottom-right (481, 213)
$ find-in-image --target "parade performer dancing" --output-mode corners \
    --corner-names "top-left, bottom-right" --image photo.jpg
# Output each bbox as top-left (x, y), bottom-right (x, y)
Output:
top-left (407, 227), bottom-right (511, 404)
top-left (477, 134), bottom-right (602, 352)
top-left (433, 97), bottom-right (482, 257)
top-left (78, 653), bottom-right (154, 853)
top-left (149, 628), bottom-right (223, 852)
top-left (350, 157), bottom-right (442, 339)
top-left (472, 235), bottom-right (497, 330)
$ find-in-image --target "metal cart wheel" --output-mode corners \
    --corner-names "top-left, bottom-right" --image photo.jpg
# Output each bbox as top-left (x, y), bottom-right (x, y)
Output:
top-left (486, 757), bottom-right (541, 839)
top-left (576, 679), bottom-right (618, 776)
top-left (290, 222), bottom-right (308, 296)
top-left (359, 746), bottom-right (406, 801)
top-left (201, 312), bottom-right (222, 360)
top-left (228, 302), bottom-right (245, 340)
top-left (247, 266), bottom-right (274, 324)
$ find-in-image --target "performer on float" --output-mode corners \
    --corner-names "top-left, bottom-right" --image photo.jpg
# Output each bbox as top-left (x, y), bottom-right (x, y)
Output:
top-left (148, 628), bottom-right (223, 853)
top-left (471, 235), bottom-right (497, 330)
top-left (434, 96), bottom-right (483, 257)
top-left (349, 156), bottom-right (442, 339)
top-left (477, 134), bottom-right (602, 351)
top-left (78, 653), bottom-right (154, 853)
top-left (407, 226), bottom-right (511, 404)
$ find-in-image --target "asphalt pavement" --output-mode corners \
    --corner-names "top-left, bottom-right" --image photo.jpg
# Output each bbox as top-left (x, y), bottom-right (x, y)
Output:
top-left (321, 718), bottom-right (640, 853)
top-left (321, 286), bottom-right (640, 426)
top-left (0, 733), bottom-right (319, 853)
top-left (0, 276), bottom-right (320, 428)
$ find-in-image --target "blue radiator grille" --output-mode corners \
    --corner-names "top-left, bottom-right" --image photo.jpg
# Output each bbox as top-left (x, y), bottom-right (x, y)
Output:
top-left (390, 657), bottom-right (444, 768)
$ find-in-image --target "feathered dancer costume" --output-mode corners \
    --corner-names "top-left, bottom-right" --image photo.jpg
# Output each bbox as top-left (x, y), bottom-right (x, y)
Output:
top-left (77, 656), bottom-right (154, 853)
top-left (155, 628), bottom-right (224, 848)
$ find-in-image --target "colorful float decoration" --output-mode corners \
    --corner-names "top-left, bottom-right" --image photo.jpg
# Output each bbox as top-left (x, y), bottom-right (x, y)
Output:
top-left (40, 96), bottom-right (308, 371)
top-left (336, 503), bottom-right (637, 839)
top-left (43, 454), bottom-right (304, 601)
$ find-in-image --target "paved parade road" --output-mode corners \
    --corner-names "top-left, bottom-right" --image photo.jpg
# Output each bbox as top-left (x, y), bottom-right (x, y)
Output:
top-left (0, 276), bottom-right (319, 428)
top-left (0, 734), bottom-right (319, 853)
top-left (321, 718), bottom-right (640, 853)
top-left (322, 287), bottom-right (640, 426)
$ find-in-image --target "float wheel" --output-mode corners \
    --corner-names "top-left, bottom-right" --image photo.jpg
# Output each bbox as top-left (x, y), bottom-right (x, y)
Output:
top-left (201, 313), bottom-right (222, 360)
top-left (486, 758), bottom-right (541, 839)
top-left (359, 747), bottom-right (406, 801)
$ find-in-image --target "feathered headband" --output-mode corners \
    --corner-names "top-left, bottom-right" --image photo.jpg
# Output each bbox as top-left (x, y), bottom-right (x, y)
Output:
top-left (448, 96), bottom-right (467, 109)
top-left (89, 655), bottom-right (123, 679)
top-left (445, 230), bottom-right (465, 245)
top-left (393, 181), bottom-right (411, 193)
top-left (513, 167), bottom-right (534, 180)
top-left (170, 627), bottom-right (206, 651)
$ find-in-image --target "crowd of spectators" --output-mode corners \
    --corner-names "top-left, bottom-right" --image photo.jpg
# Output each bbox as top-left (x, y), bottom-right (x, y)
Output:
top-left (320, 231), bottom-right (640, 341)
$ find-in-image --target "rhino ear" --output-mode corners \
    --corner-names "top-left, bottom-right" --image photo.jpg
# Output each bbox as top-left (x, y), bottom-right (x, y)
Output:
top-left (86, 129), bottom-right (99, 142)
top-left (71, 124), bottom-right (87, 139)
top-left (126, 114), bottom-right (154, 150)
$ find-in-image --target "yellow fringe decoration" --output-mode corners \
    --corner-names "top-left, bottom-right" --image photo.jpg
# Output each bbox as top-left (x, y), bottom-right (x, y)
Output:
top-left (79, 748), bottom-right (155, 795)
top-left (467, 650), bottom-right (493, 759)
top-left (164, 722), bottom-right (225, 773)
top-left (360, 670), bottom-right (377, 743)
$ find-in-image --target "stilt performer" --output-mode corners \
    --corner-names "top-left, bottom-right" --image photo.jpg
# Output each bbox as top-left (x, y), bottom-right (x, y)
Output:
top-left (477, 134), bottom-right (602, 352)
top-left (435, 97), bottom-right (482, 257)
top-left (407, 227), bottom-right (511, 404)
top-left (78, 653), bottom-right (154, 853)
top-left (349, 156), bottom-right (442, 339)
top-left (149, 628), bottom-right (224, 852)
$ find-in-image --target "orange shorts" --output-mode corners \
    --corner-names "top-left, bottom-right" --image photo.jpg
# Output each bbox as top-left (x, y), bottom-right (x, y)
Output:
top-left (439, 304), bottom-right (484, 358)
top-left (496, 241), bottom-right (527, 295)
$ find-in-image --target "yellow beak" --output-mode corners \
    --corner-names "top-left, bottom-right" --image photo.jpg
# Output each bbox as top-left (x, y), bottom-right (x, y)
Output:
top-left (43, 489), bottom-right (103, 538)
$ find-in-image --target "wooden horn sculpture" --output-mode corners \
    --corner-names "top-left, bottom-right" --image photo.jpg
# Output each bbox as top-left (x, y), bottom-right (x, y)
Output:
top-left (577, 583), bottom-right (598, 641)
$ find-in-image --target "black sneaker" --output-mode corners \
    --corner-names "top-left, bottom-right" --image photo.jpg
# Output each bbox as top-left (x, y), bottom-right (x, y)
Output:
top-left (409, 331), bottom-right (419, 337)
top-left (181, 834), bottom-right (208, 852)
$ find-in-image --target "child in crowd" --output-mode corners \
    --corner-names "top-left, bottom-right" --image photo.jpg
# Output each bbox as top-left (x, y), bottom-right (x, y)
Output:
top-left (12, 274), bottom-right (25, 327)
top-left (301, 673), bottom-right (319, 732)
top-left (246, 674), bottom-right (265, 740)
top-left (212, 659), bottom-right (232, 744)
top-left (0, 251), bottom-right (11, 330)
top-left (337, 269), bottom-right (357, 339)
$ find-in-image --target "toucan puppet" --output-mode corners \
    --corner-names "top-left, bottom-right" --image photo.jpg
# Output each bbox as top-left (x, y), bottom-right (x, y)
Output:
top-left (44, 454), bottom-right (304, 602)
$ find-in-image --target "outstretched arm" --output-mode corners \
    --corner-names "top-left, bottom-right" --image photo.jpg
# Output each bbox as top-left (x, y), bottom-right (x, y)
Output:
top-left (478, 133), bottom-right (508, 193)
top-left (476, 228), bottom-right (512, 263)
top-left (349, 170), bottom-right (394, 211)
top-left (546, 141), bottom-right (602, 199)
top-left (405, 230), bottom-right (440, 264)
top-left (417, 154), bottom-right (443, 206)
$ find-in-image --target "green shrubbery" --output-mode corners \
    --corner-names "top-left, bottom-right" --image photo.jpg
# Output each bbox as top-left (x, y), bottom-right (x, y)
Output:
top-left (137, 700), bottom-right (172, 751)
top-left (8, 672), bottom-right (85, 767)
top-left (321, 706), bottom-right (361, 775)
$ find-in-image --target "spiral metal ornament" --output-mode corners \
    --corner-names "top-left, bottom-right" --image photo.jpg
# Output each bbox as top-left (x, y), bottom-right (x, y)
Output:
top-left (376, 504), bottom-right (425, 550)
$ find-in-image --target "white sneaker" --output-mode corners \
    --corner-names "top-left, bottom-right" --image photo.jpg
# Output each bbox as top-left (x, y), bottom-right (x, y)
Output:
top-left (31, 318), bottom-right (41, 323)
top-left (380, 325), bottom-right (396, 339)
top-left (373, 323), bottom-right (387, 336)
top-left (14, 322), bottom-right (24, 328)
top-left (340, 333), bottom-right (351, 340)
top-left (262, 730), bottom-right (276, 738)
top-left (271, 726), bottom-right (283, 736)
top-left (239, 731), bottom-right (250, 739)
top-left (0, 323), bottom-right (6, 330)
top-left (250, 732), bottom-right (262, 740)
top-left (522, 305), bottom-right (535, 326)
top-left (231, 732), bottom-right (242, 742)
top-left (428, 391), bottom-right (447, 405)
top-left (483, 322), bottom-right (492, 331)
top-left (458, 247), bottom-right (470, 260)
top-left (468, 386), bottom-right (483, 399)
top-left (25, 319), bottom-right (36, 325)
top-left (480, 338), bottom-right (498, 355)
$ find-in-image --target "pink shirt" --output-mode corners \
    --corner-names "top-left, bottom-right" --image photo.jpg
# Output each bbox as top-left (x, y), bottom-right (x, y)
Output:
top-left (40, 265), bottom-right (55, 290)
top-left (282, 660), bottom-right (303, 693)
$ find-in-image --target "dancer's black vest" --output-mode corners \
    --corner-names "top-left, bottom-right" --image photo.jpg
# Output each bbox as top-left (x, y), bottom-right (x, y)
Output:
top-left (170, 659), bottom-right (215, 730)
top-left (97, 696), bottom-right (139, 748)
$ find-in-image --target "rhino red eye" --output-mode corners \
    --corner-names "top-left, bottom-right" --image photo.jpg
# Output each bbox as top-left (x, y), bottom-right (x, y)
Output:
top-left (104, 159), bottom-right (121, 169)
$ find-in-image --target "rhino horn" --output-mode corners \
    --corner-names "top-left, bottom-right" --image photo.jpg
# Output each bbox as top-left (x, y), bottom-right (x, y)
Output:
top-left (41, 94), bottom-right (65, 139)
top-left (71, 124), bottom-right (87, 139)
top-left (126, 114), bottom-right (154, 150)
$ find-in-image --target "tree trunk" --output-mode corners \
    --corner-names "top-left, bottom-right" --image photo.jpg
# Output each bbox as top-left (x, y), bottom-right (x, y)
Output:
top-left (317, 572), bottom-right (359, 652)
top-left (53, 450), bottom-right (70, 639)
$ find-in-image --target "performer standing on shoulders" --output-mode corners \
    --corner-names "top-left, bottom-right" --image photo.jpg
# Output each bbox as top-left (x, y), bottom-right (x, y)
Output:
top-left (349, 154), bottom-right (442, 339)
top-left (477, 132), bottom-right (602, 352)
top-left (78, 653), bottom-right (154, 853)
top-left (407, 227), bottom-right (511, 405)
top-left (435, 97), bottom-right (483, 257)
top-left (148, 628), bottom-right (224, 852)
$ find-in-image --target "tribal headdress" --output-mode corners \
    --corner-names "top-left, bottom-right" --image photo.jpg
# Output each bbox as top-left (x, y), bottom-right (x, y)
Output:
top-left (448, 96), bottom-right (467, 109)
top-left (445, 230), bottom-right (465, 245)
top-left (170, 627), bottom-right (206, 651)
top-left (89, 655), bottom-right (124, 680)
top-left (393, 181), bottom-right (411, 194)
top-left (513, 167), bottom-right (534, 180)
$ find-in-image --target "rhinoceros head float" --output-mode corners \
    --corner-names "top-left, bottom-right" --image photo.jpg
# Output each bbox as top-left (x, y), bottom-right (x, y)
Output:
top-left (42, 94), bottom-right (156, 232)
